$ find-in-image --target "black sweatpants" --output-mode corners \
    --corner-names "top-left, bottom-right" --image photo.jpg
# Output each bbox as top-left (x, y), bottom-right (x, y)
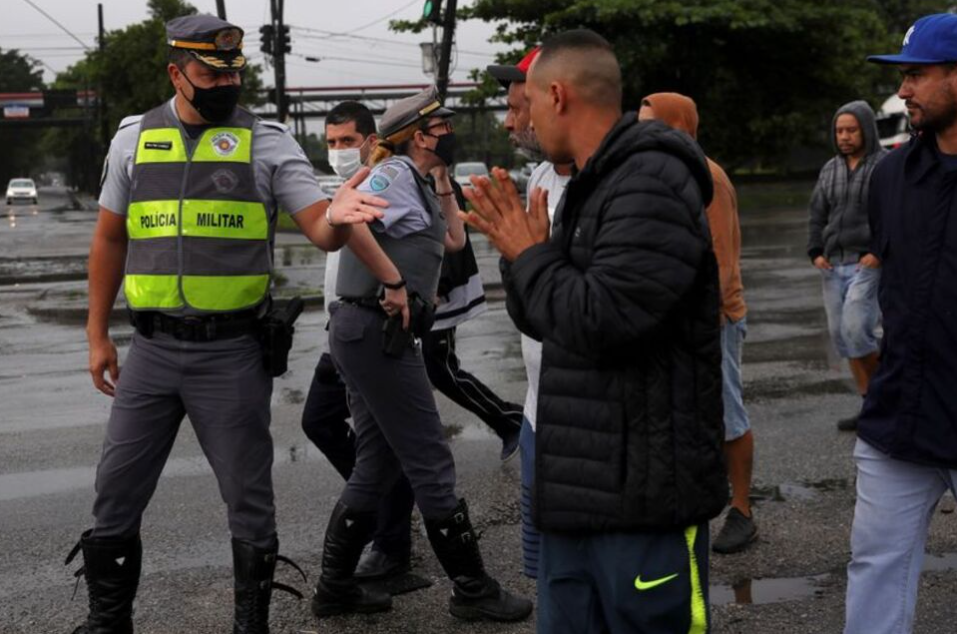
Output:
top-left (421, 326), bottom-right (523, 440)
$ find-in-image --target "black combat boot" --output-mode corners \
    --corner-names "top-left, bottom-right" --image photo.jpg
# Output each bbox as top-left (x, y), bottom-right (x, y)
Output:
top-left (311, 501), bottom-right (392, 618)
top-left (425, 500), bottom-right (533, 622)
top-left (66, 530), bottom-right (142, 634)
top-left (233, 537), bottom-right (307, 634)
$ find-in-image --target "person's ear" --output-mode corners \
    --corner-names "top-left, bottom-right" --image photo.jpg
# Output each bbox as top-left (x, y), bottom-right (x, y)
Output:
top-left (550, 81), bottom-right (567, 116)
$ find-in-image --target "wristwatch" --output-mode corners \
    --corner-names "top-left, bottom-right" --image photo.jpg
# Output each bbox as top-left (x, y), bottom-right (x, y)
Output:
top-left (382, 278), bottom-right (407, 290)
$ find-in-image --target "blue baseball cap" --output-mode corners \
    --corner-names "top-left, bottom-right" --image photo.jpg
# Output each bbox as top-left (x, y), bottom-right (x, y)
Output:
top-left (869, 14), bottom-right (957, 65)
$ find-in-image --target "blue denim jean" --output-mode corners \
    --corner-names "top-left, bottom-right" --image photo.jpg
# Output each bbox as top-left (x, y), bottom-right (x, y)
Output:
top-left (721, 317), bottom-right (751, 441)
top-left (519, 416), bottom-right (540, 579)
top-left (821, 263), bottom-right (881, 359)
top-left (845, 438), bottom-right (957, 634)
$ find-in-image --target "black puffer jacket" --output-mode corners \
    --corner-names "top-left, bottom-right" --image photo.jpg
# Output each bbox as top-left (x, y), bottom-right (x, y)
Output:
top-left (503, 115), bottom-right (728, 533)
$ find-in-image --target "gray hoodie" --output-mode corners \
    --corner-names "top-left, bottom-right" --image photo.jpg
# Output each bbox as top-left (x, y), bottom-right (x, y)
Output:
top-left (807, 100), bottom-right (889, 262)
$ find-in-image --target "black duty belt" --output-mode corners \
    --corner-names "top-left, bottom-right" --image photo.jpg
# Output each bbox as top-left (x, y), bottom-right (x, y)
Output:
top-left (129, 309), bottom-right (260, 342)
top-left (338, 296), bottom-right (386, 314)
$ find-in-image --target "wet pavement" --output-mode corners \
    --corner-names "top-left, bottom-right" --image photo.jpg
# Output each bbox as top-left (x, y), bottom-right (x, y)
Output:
top-left (3, 184), bottom-right (957, 632)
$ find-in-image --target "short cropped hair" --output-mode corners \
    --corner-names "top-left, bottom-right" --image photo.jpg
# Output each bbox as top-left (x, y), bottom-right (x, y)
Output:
top-left (326, 101), bottom-right (377, 137)
top-left (536, 29), bottom-right (622, 107)
top-left (168, 47), bottom-right (193, 71)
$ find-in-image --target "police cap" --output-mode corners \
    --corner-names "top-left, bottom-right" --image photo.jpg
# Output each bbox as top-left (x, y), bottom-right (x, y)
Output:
top-left (166, 14), bottom-right (246, 72)
top-left (379, 86), bottom-right (454, 139)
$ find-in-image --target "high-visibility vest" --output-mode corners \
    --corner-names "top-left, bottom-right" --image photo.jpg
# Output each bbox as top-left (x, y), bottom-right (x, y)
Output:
top-left (124, 104), bottom-right (271, 313)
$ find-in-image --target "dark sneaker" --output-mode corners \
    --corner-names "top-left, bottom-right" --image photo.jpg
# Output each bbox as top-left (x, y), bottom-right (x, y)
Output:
top-left (712, 508), bottom-right (757, 554)
top-left (837, 414), bottom-right (859, 432)
top-left (500, 428), bottom-right (520, 462)
top-left (354, 549), bottom-right (411, 581)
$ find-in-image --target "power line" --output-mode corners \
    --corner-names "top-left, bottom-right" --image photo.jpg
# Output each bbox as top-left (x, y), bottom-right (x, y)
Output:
top-left (289, 52), bottom-right (421, 70)
top-left (19, 0), bottom-right (93, 51)
top-left (343, 0), bottom-right (419, 34)
top-left (288, 24), bottom-right (493, 58)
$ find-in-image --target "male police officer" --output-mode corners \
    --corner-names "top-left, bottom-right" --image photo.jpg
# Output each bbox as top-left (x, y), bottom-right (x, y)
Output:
top-left (70, 14), bottom-right (386, 634)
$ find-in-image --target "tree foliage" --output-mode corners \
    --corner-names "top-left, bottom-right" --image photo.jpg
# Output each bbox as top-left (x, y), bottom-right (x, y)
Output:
top-left (403, 0), bottom-right (946, 170)
top-left (0, 49), bottom-right (45, 184)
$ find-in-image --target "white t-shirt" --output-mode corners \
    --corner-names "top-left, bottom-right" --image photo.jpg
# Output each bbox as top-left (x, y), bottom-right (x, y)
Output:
top-left (521, 161), bottom-right (571, 431)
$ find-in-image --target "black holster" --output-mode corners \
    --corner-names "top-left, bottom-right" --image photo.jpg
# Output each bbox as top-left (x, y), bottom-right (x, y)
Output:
top-left (380, 292), bottom-right (435, 357)
top-left (260, 297), bottom-right (304, 377)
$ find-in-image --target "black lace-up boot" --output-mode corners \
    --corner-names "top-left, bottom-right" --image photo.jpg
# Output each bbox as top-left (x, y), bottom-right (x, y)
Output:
top-left (311, 501), bottom-right (392, 618)
top-left (66, 530), bottom-right (142, 634)
top-left (233, 537), bottom-right (307, 634)
top-left (425, 499), bottom-right (532, 622)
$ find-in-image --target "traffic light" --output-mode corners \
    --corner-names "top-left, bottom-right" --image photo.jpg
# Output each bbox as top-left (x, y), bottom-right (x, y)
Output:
top-left (277, 24), bottom-right (291, 54)
top-left (259, 24), bottom-right (274, 56)
top-left (423, 0), bottom-right (442, 24)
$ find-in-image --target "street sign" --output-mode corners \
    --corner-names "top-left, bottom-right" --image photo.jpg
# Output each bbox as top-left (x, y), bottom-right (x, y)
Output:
top-left (4, 106), bottom-right (30, 119)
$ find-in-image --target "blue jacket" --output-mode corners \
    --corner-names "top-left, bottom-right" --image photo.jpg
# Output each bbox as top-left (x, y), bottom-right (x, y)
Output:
top-left (860, 132), bottom-right (957, 468)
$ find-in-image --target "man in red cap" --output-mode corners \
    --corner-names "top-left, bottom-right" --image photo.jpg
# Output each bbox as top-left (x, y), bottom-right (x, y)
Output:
top-left (487, 48), bottom-right (572, 581)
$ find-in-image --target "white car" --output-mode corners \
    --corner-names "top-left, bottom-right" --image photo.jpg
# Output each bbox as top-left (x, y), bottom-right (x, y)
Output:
top-left (453, 162), bottom-right (489, 188)
top-left (6, 178), bottom-right (38, 205)
top-left (876, 95), bottom-right (910, 150)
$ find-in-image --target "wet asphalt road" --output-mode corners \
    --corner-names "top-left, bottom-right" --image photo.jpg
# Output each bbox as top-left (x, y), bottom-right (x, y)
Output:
top-left (2, 186), bottom-right (957, 633)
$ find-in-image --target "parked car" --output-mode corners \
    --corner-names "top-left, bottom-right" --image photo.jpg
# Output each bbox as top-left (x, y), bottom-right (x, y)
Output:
top-left (509, 162), bottom-right (538, 197)
top-left (876, 95), bottom-right (910, 150)
top-left (453, 162), bottom-right (489, 187)
top-left (6, 178), bottom-right (38, 205)
top-left (315, 174), bottom-right (345, 198)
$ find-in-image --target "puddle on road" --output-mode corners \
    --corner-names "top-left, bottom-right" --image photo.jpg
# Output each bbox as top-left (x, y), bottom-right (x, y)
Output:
top-left (750, 478), bottom-right (850, 503)
top-left (711, 573), bottom-right (830, 606)
top-left (714, 554), bottom-right (957, 606)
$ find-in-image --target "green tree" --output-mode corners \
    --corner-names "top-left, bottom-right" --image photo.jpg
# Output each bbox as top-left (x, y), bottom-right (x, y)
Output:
top-left (400, 0), bottom-right (944, 171)
top-left (0, 49), bottom-right (45, 185)
top-left (47, 0), bottom-right (265, 190)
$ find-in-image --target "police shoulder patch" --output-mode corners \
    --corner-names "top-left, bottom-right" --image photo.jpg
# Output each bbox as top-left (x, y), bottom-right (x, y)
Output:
top-left (369, 168), bottom-right (396, 193)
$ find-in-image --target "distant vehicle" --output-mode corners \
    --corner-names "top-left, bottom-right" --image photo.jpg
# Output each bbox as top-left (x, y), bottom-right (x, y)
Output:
top-left (453, 162), bottom-right (489, 187)
top-left (6, 178), bottom-right (38, 205)
top-left (315, 174), bottom-right (345, 198)
top-left (509, 162), bottom-right (538, 196)
top-left (876, 95), bottom-right (910, 150)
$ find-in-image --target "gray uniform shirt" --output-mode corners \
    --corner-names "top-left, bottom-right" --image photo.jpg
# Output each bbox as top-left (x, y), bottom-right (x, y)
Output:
top-left (356, 156), bottom-right (433, 239)
top-left (99, 99), bottom-right (327, 219)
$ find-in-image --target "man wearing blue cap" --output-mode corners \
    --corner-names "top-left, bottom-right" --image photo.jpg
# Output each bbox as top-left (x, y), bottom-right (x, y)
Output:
top-left (68, 13), bottom-right (386, 634)
top-left (847, 13), bottom-right (957, 633)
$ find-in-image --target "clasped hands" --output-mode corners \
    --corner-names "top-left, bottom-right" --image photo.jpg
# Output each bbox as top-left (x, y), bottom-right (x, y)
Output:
top-left (460, 167), bottom-right (550, 262)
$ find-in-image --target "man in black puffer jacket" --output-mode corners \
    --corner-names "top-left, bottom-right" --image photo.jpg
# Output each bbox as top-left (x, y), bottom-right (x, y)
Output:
top-left (463, 30), bottom-right (727, 633)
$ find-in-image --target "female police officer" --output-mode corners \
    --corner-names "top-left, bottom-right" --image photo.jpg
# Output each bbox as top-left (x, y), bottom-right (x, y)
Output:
top-left (310, 86), bottom-right (532, 623)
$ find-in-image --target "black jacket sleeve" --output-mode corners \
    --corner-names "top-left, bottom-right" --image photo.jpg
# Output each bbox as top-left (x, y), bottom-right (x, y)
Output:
top-left (505, 153), bottom-right (706, 359)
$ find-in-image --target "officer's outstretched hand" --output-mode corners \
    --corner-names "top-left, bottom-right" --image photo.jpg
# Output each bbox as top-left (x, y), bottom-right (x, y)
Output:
top-left (89, 337), bottom-right (120, 397)
top-left (328, 167), bottom-right (389, 225)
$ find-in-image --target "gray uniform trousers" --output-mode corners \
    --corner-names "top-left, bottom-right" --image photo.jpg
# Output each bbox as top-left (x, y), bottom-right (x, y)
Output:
top-left (90, 331), bottom-right (276, 547)
top-left (328, 302), bottom-right (458, 520)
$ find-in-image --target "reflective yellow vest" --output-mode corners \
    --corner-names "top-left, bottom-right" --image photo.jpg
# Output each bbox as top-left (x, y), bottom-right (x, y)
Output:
top-left (125, 104), bottom-right (270, 313)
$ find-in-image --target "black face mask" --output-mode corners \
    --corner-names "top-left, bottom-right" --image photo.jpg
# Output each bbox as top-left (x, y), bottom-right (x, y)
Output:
top-left (425, 131), bottom-right (456, 166)
top-left (182, 72), bottom-right (241, 123)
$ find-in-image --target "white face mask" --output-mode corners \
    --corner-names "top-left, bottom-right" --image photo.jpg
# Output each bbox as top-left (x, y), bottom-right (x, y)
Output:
top-left (327, 147), bottom-right (363, 179)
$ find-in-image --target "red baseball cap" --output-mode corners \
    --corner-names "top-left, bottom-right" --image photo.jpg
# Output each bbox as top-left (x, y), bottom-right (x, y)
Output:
top-left (486, 47), bottom-right (541, 88)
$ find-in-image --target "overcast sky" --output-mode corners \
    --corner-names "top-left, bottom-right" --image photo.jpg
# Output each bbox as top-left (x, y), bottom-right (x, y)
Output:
top-left (6, 0), bottom-right (511, 88)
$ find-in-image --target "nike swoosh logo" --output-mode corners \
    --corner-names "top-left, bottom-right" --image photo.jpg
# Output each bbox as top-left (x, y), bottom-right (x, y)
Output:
top-left (634, 573), bottom-right (679, 591)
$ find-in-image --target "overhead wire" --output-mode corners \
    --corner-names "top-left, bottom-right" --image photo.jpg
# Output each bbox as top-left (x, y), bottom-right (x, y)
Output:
top-left (19, 0), bottom-right (93, 51)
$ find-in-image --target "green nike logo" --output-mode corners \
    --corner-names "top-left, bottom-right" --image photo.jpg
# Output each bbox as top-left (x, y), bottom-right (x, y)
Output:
top-left (634, 573), bottom-right (679, 591)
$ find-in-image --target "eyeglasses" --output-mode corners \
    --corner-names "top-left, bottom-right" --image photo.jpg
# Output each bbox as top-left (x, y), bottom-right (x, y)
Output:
top-left (422, 120), bottom-right (454, 134)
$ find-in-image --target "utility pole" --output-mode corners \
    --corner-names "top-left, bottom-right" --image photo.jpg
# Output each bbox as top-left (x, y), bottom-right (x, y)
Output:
top-left (97, 3), bottom-right (108, 191)
top-left (216, 0), bottom-right (226, 19)
top-left (435, 0), bottom-right (457, 103)
top-left (270, 0), bottom-right (289, 122)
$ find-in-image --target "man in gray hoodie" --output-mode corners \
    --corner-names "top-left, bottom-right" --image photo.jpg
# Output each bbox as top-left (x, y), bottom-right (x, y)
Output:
top-left (808, 100), bottom-right (888, 431)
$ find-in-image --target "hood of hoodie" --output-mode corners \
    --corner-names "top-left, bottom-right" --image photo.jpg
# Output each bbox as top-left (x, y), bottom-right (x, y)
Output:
top-left (580, 113), bottom-right (713, 208)
top-left (832, 100), bottom-right (881, 157)
top-left (643, 92), bottom-right (700, 139)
